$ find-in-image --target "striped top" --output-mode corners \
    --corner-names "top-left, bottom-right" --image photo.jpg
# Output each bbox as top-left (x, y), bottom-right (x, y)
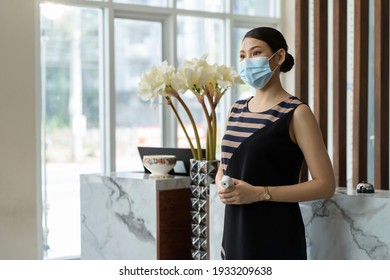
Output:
top-left (220, 95), bottom-right (307, 260)
top-left (221, 96), bottom-right (304, 173)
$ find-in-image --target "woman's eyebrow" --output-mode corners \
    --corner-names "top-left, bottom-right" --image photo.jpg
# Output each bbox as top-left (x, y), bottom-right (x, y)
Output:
top-left (240, 46), bottom-right (263, 52)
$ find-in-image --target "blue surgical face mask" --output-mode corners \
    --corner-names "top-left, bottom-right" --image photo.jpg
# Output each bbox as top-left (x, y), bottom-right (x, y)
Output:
top-left (239, 51), bottom-right (280, 89)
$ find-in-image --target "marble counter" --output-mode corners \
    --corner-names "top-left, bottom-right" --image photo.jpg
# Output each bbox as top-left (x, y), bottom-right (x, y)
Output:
top-left (301, 188), bottom-right (390, 259)
top-left (210, 186), bottom-right (390, 260)
top-left (80, 172), bottom-right (191, 260)
top-left (81, 172), bottom-right (390, 260)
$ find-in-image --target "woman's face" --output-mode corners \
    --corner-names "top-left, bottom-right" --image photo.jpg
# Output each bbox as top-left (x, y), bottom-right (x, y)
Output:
top-left (240, 37), bottom-right (283, 71)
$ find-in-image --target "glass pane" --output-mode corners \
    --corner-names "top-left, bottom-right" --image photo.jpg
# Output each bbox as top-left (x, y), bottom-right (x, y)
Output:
top-left (233, 0), bottom-right (280, 17)
top-left (114, 0), bottom-right (168, 7)
top-left (177, 16), bottom-right (224, 72)
top-left (176, 0), bottom-right (224, 12)
top-left (115, 19), bottom-right (162, 172)
top-left (176, 16), bottom-right (224, 157)
top-left (40, 4), bottom-right (102, 259)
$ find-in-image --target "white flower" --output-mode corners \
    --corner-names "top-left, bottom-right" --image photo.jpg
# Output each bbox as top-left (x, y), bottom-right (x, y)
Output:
top-left (216, 64), bottom-right (243, 89)
top-left (137, 55), bottom-right (243, 160)
top-left (175, 55), bottom-right (244, 96)
top-left (138, 61), bottom-right (176, 103)
top-left (173, 54), bottom-right (212, 94)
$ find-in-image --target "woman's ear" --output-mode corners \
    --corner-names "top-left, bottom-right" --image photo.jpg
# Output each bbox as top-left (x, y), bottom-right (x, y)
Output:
top-left (277, 49), bottom-right (286, 66)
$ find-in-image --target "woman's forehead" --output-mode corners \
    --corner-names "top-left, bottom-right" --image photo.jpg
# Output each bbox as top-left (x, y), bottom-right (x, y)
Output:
top-left (241, 37), bottom-right (270, 51)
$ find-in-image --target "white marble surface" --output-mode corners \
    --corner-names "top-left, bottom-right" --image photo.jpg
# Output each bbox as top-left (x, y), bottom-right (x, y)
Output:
top-left (82, 173), bottom-right (390, 260)
top-left (80, 172), bottom-right (190, 260)
top-left (210, 186), bottom-right (390, 260)
top-left (302, 188), bottom-right (390, 259)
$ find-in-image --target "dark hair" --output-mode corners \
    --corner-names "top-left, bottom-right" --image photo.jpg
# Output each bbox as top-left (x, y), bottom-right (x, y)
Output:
top-left (243, 27), bottom-right (294, 73)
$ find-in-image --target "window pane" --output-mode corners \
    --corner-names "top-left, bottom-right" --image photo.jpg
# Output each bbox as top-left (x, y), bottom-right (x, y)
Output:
top-left (115, 19), bottom-right (162, 172)
top-left (177, 16), bottom-right (224, 68)
top-left (176, 0), bottom-right (224, 12)
top-left (114, 0), bottom-right (168, 7)
top-left (232, 27), bottom-right (254, 100)
top-left (233, 0), bottom-right (280, 17)
top-left (176, 16), bottom-right (224, 157)
top-left (40, 4), bottom-right (101, 259)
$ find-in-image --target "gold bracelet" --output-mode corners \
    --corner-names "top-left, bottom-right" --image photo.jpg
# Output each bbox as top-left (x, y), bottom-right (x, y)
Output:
top-left (263, 186), bottom-right (271, 201)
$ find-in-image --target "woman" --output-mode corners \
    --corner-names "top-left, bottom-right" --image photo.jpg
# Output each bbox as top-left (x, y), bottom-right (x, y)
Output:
top-left (215, 27), bottom-right (335, 260)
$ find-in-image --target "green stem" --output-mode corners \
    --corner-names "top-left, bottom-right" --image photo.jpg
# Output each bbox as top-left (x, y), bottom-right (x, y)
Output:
top-left (176, 95), bottom-right (203, 160)
top-left (207, 94), bottom-right (217, 161)
top-left (166, 98), bottom-right (197, 159)
top-left (200, 97), bottom-right (213, 160)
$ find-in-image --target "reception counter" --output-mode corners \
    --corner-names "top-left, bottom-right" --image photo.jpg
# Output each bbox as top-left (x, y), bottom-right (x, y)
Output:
top-left (80, 172), bottom-right (191, 260)
top-left (300, 188), bottom-right (390, 259)
top-left (81, 172), bottom-right (390, 260)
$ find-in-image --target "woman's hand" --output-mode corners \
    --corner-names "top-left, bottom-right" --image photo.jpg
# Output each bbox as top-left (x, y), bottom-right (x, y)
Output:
top-left (218, 178), bottom-right (261, 205)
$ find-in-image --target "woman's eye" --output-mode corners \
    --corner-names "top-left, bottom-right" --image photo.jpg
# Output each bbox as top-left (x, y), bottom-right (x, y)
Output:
top-left (239, 54), bottom-right (245, 60)
top-left (253, 51), bottom-right (261, 56)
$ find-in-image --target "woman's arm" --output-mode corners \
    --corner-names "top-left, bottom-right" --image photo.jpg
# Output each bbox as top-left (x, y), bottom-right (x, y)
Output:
top-left (270, 104), bottom-right (336, 201)
top-left (215, 162), bottom-right (224, 191)
top-left (218, 104), bottom-right (336, 204)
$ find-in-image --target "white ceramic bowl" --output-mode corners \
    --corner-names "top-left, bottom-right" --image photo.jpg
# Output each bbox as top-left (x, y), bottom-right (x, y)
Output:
top-left (143, 155), bottom-right (177, 176)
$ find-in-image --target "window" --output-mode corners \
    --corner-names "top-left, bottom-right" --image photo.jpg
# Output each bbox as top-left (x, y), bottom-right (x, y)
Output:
top-left (39, 0), bottom-right (280, 259)
top-left (176, 0), bottom-right (224, 12)
top-left (232, 0), bottom-right (280, 17)
top-left (114, 19), bottom-right (163, 172)
top-left (176, 16), bottom-right (224, 150)
top-left (40, 4), bottom-right (102, 258)
top-left (114, 0), bottom-right (168, 7)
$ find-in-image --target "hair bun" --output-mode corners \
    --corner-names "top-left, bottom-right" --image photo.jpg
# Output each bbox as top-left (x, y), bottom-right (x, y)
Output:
top-left (280, 53), bottom-right (294, 73)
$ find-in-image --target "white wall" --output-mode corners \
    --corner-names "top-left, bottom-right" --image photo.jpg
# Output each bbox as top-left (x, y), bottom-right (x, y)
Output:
top-left (0, 1), bottom-right (42, 259)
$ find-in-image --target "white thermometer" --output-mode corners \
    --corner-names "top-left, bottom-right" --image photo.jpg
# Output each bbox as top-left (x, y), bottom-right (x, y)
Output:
top-left (220, 175), bottom-right (233, 188)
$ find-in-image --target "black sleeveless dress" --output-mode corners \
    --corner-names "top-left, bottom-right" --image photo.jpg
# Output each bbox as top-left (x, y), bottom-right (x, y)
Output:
top-left (220, 96), bottom-right (307, 260)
